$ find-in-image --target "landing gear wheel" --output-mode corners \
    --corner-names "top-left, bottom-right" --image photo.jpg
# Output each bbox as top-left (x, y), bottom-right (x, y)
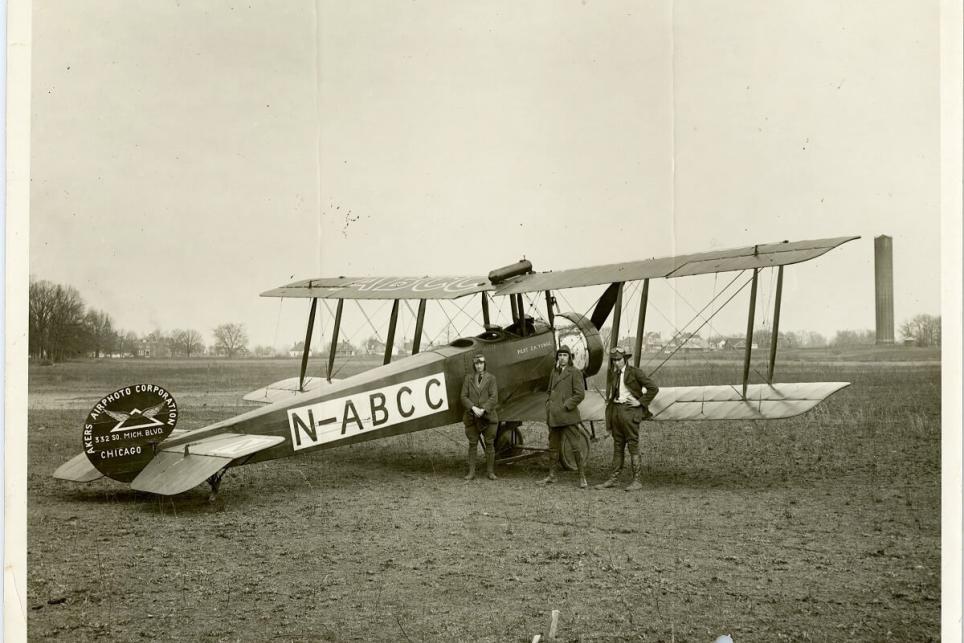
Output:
top-left (559, 428), bottom-right (590, 471)
top-left (206, 469), bottom-right (227, 503)
top-left (495, 422), bottom-right (525, 459)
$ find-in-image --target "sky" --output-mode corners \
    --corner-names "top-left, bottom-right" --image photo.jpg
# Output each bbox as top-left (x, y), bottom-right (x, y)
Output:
top-left (28, 1), bottom-right (942, 351)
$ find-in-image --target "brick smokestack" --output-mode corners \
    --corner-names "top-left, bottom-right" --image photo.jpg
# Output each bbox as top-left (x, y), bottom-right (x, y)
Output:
top-left (874, 235), bottom-right (895, 344)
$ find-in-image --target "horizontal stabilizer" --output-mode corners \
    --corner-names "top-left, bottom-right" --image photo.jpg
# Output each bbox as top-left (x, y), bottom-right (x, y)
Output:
top-left (53, 453), bottom-right (103, 483)
top-left (500, 382), bottom-right (850, 423)
top-left (242, 376), bottom-right (338, 405)
top-left (130, 433), bottom-right (284, 495)
top-left (52, 428), bottom-right (193, 484)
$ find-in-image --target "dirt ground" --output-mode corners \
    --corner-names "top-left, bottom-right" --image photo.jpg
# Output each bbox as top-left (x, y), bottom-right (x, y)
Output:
top-left (25, 351), bottom-right (941, 641)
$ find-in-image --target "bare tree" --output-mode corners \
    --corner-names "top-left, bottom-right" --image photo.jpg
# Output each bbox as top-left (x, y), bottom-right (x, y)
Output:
top-left (29, 278), bottom-right (89, 361)
top-left (84, 309), bottom-right (115, 357)
top-left (169, 329), bottom-right (205, 357)
top-left (831, 329), bottom-right (875, 347)
top-left (899, 314), bottom-right (941, 347)
top-left (29, 278), bottom-right (58, 359)
top-left (119, 330), bottom-right (140, 357)
top-left (213, 323), bottom-right (248, 358)
top-left (182, 329), bottom-right (204, 357)
top-left (253, 345), bottom-right (276, 357)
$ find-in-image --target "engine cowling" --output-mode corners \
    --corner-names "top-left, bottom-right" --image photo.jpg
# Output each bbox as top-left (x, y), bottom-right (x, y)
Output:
top-left (554, 312), bottom-right (605, 377)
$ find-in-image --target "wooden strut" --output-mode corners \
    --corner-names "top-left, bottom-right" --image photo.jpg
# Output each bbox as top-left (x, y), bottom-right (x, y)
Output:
top-left (384, 299), bottom-right (400, 365)
top-left (767, 266), bottom-right (784, 383)
top-left (544, 290), bottom-right (555, 328)
top-left (516, 294), bottom-right (526, 336)
top-left (610, 282), bottom-right (624, 350)
top-left (481, 292), bottom-right (490, 326)
top-left (327, 299), bottom-right (344, 383)
top-left (510, 294), bottom-right (519, 325)
top-left (412, 299), bottom-right (427, 355)
top-left (299, 298), bottom-right (318, 391)
top-left (742, 269), bottom-right (759, 398)
top-left (633, 279), bottom-right (649, 367)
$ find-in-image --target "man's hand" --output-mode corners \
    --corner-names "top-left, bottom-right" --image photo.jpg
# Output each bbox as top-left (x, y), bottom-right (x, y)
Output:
top-left (472, 406), bottom-right (484, 417)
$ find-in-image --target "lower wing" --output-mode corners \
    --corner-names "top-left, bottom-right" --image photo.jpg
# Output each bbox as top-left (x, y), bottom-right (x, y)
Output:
top-left (500, 382), bottom-right (850, 423)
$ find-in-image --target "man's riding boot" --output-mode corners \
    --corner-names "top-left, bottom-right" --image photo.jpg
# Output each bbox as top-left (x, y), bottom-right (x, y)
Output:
top-left (485, 447), bottom-right (498, 480)
top-left (594, 446), bottom-right (624, 489)
top-left (463, 445), bottom-right (476, 481)
top-left (574, 450), bottom-right (588, 489)
top-left (539, 450), bottom-right (559, 484)
top-left (624, 455), bottom-right (643, 491)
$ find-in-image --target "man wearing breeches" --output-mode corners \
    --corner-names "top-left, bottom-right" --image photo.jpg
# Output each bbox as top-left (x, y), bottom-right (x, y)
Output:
top-left (461, 354), bottom-right (500, 480)
top-left (595, 347), bottom-right (659, 492)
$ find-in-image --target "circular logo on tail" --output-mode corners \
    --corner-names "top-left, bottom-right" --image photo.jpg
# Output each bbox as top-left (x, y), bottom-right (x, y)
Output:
top-left (83, 384), bottom-right (178, 482)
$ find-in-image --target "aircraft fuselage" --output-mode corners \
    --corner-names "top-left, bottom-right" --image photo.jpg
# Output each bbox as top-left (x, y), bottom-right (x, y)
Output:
top-left (161, 323), bottom-right (558, 465)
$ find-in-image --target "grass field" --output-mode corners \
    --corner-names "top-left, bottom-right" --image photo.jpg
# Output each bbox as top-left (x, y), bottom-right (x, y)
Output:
top-left (26, 347), bottom-right (941, 641)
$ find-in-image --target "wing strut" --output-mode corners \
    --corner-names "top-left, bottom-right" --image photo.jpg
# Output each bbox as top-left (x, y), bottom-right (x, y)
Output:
top-left (326, 299), bottom-right (344, 383)
top-left (544, 290), bottom-right (555, 328)
top-left (742, 269), bottom-right (759, 398)
top-left (590, 282), bottom-right (622, 331)
top-left (518, 294), bottom-right (527, 336)
top-left (481, 293), bottom-right (490, 326)
top-left (609, 282), bottom-right (624, 350)
top-left (299, 298), bottom-right (318, 391)
top-left (384, 299), bottom-right (400, 365)
top-left (633, 279), bottom-right (650, 367)
top-left (412, 299), bottom-right (427, 355)
top-left (767, 266), bottom-right (785, 383)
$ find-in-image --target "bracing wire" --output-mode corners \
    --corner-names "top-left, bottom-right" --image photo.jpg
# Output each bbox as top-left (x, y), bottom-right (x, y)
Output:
top-left (354, 299), bottom-right (389, 344)
top-left (271, 297), bottom-right (286, 352)
top-left (646, 272), bottom-right (756, 375)
top-left (646, 271), bottom-right (746, 361)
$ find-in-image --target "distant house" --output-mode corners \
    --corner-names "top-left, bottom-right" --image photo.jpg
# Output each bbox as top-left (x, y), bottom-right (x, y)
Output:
top-left (288, 341), bottom-right (314, 358)
top-left (663, 335), bottom-right (709, 352)
top-left (139, 338), bottom-right (171, 358)
top-left (365, 340), bottom-right (387, 356)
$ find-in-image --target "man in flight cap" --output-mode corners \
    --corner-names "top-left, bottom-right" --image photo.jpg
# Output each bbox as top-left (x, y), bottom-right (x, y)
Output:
top-left (595, 347), bottom-right (659, 491)
top-left (541, 344), bottom-right (588, 488)
top-left (460, 353), bottom-right (500, 480)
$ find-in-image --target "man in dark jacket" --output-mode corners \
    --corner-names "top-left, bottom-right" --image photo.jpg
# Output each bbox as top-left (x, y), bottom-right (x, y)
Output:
top-left (595, 347), bottom-right (659, 491)
top-left (461, 354), bottom-right (500, 480)
top-left (541, 345), bottom-right (588, 488)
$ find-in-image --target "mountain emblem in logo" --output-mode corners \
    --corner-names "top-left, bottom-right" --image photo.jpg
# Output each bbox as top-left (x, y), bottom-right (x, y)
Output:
top-left (104, 402), bottom-right (168, 432)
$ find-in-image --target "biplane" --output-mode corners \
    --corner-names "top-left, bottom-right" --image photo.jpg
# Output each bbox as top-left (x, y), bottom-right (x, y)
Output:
top-left (54, 236), bottom-right (858, 498)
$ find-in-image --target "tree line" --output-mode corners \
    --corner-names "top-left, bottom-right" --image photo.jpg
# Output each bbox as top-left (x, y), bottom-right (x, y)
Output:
top-left (29, 276), bottom-right (942, 362)
top-left (29, 277), bottom-right (251, 361)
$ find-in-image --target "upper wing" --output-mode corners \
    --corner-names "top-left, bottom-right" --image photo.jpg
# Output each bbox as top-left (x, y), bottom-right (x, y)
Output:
top-left (261, 275), bottom-right (492, 300)
top-left (260, 236), bottom-right (857, 300)
top-left (500, 381), bottom-right (850, 423)
top-left (492, 236), bottom-right (859, 295)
